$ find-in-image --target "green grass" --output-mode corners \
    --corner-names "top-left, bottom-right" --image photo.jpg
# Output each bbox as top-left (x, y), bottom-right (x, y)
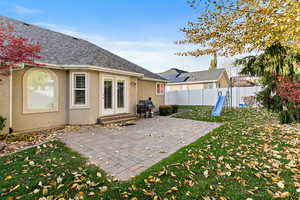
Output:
top-left (1, 107), bottom-right (300, 199)
top-left (173, 105), bottom-right (248, 122)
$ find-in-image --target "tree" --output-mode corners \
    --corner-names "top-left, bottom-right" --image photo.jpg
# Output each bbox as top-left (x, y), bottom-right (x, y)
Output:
top-left (0, 25), bottom-right (41, 77)
top-left (276, 76), bottom-right (300, 123)
top-left (178, 0), bottom-right (300, 57)
top-left (235, 43), bottom-right (300, 123)
top-left (0, 25), bottom-right (41, 140)
top-left (209, 53), bottom-right (217, 70)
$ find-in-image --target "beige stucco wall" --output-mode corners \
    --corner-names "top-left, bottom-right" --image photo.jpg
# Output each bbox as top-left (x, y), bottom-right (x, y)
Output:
top-left (137, 80), bottom-right (165, 111)
top-left (129, 77), bottom-right (138, 114)
top-left (0, 75), bottom-right (11, 133)
top-left (12, 68), bottom-right (67, 132)
top-left (68, 70), bottom-right (100, 125)
top-left (8, 67), bottom-right (162, 131)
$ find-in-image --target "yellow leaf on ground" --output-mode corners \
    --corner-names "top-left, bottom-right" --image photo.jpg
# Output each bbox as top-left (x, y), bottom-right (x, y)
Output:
top-left (5, 176), bottom-right (12, 180)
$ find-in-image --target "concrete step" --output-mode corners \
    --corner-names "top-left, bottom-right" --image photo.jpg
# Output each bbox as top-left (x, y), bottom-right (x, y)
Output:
top-left (100, 116), bottom-right (137, 125)
top-left (98, 113), bottom-right (137, 125)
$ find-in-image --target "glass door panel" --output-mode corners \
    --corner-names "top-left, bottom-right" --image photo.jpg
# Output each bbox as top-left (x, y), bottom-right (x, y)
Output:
top-left (117, 81), bottom-right (124, 108)
top-left (104, 80), bottom-right (113, 109)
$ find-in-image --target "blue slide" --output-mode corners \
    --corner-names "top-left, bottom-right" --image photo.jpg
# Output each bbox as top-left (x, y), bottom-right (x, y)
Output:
top-left (212, 96), bottom-right (226, 116)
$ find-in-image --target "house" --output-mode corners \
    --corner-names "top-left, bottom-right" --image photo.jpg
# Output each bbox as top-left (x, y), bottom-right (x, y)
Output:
top-left (225, 65), bottom-right (261, 87)
top-left (158, 68), bottom-right (229, 91)
top-left (0, 16), bottom-right (166, 133)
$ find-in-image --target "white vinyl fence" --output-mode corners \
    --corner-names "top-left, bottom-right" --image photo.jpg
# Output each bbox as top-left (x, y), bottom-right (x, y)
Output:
top-left (165, 86), bottom-right (262, 107)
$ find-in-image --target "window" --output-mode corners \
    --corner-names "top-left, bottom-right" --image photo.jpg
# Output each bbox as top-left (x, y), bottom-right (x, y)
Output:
top-left (156, 83), bottom-right (165, 95)
top-left (71, 72), bottom-right (89, 108)
top-left (104, 80), bottom-right (113, 109)
top-left (117, 81), bottom-right (125, 108)
top-left (23, 68), bottom-right (58, 113)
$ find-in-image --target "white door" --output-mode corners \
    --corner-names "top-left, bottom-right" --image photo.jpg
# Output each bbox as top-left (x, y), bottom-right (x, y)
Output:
top-left (102, 77), bottom-right (114, 115)
top-left (102, 75), bottom-right (128, 116)
top-left (116, 78), bottom-right (128, 114)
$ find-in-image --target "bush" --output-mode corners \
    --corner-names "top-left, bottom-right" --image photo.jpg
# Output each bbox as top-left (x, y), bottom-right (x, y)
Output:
top-left (279, 109), bottom-right (300, 124)
top-left (0, 116), bottom-right (6, 132)
top-left (171, 105), bottom-right (179, 113)
top-left (159, 105), bottom-right (173, 116)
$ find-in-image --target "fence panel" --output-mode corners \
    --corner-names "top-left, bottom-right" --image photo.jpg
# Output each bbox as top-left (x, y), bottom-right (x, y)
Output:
top-left (165, 86), bottom-right (262, 107)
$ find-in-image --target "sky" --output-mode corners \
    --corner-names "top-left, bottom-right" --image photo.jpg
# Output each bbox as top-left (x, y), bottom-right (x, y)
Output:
top-left (0, 0), bottom-right (234, 73)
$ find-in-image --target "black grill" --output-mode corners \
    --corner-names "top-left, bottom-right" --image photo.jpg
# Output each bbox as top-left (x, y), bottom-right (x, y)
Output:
top-left (137, 100), bottom-right (154, 118)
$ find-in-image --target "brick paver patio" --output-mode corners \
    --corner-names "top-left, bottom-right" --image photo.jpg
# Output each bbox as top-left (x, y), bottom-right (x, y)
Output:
top-left (59, 116), bottom-right (221, 180)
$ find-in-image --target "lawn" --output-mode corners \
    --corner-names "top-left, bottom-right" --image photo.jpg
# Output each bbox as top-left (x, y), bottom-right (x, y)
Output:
top-left (1, 107), bottom-right (300, 199)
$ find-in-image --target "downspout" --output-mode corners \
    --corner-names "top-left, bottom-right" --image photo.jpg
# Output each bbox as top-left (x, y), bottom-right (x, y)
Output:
top-left (9, 68), bottom-right (13, 133)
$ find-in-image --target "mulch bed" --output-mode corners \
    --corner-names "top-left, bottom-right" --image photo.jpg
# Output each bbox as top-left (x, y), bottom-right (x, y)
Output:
top-left (0, 126), bottom-right (81, 156)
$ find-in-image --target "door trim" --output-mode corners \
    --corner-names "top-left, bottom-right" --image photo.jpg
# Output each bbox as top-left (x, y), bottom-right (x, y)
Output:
top-left (100, 74), bottom-right (129, 116)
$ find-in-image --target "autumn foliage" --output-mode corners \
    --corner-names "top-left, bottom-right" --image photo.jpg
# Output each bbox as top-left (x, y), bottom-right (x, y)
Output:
top-left (179, 0), bottom-right (300, 56)
top-left (276, 77), bottom-right (300, 108)
top-left (0, 25), bottom-right (41, 74)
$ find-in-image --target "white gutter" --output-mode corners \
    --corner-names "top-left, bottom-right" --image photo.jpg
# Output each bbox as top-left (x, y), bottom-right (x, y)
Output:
top-left (37, 63), bottom-right (144, 78)
top-left (141, 77), bottom-right (168, 82)
top-left (167, 80), bottom-right (218, 85)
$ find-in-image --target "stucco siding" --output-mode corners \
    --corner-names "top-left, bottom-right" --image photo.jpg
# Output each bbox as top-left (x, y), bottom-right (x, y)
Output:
top-left (8, 68), bottom-right (164, 131)
top-left (68, 70), bottom-right (99, 125)
top-left (12, 68), bottom-right (67, 132)
top-left (129, 77), bottom-right (138, 114)
top-left (0, 75), bottom-right (11, 133)
top-left (137, 80), bottom-right (165, 111)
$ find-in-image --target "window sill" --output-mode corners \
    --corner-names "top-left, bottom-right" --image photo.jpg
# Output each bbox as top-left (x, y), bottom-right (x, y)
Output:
top-left (70, 105), bottom-right (90, 110)
top-left (23, 109), bottom-right (59, 114)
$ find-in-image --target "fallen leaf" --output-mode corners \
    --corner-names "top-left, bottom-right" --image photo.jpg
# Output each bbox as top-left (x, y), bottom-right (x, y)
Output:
top-left (5, 176), bottom-right (12, 181)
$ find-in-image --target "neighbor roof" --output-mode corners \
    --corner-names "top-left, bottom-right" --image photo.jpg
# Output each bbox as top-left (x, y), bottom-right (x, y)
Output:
top-left (158, 68), bottom-right (188, 82)
top-left (0, 16), bottom-right (164, 80)
top-left (178, 69), bottom-right (226, 82)
top-left (159, 68), bottom-right (226, 83)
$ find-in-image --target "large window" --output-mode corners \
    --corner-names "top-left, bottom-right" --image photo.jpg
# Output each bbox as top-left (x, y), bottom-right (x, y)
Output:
top-left (23, 68), bottom-right (58, 113)
top-left (156, 83), bottom-right (165, 95)
top-left (71, 72), bottom-right (89, 108)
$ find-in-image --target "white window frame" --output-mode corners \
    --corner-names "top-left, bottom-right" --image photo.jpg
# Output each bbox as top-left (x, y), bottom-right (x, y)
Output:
top-left (23, 68), bottom-right (59, 114)
top-left (156, 82), bottom-right (165, 95)
top-left (70, 72), bottom-right (89, 109)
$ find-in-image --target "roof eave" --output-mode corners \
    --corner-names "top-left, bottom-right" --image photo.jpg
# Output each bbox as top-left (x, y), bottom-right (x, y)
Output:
top-left (33, 63), bottom-right (145, 77)
top-left (168, 80), bottom-right (218, 85)
top-left (141, 76), bottom-right (168, 82)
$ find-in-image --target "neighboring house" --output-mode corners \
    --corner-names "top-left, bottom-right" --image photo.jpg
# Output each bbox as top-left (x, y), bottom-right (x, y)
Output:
top-left (232, 78), bottom-right (260, 87)
top-left (159, 68), bottom-right (229, 91)
top-left (0, 16), bottom-right (166, 132)
top-left (225, 65), bottom-right (261, 87)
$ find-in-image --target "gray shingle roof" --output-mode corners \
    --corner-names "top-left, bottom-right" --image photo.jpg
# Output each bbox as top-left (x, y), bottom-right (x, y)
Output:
top-left (178, 69), bottom-right (226, 82)
top-left (158, 68), bottom-right (188, 82)
top-left (0, 16), bottom-right (164, 80)
top-left (158, 68), bottom-right (226, 83)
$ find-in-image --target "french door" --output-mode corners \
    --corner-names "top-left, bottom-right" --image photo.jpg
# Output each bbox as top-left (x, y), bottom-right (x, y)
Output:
top-left (102, 75), bottom-right (128, 116)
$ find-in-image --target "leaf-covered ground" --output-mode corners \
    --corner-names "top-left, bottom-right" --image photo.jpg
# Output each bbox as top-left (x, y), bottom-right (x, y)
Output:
top-left (1, 107), bottom-right (300, 200)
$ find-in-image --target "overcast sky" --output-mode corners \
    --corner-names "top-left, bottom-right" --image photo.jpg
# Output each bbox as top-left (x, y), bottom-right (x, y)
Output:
top-left (0, 0), bottom-right (235, 73)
